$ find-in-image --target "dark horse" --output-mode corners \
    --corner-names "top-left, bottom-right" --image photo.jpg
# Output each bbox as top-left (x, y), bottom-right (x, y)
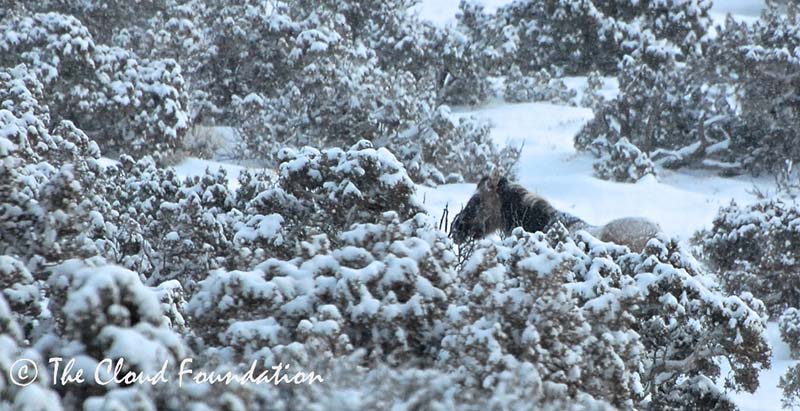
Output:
top-left (450, 173), bottom-right (661, 251)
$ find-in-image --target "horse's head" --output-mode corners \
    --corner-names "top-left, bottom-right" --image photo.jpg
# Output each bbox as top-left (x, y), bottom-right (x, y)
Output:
top-left (450, 172), bottom-right (506, 244)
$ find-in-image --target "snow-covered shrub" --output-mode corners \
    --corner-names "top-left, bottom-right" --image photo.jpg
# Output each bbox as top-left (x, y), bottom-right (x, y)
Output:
top-left (781, 364), bottom-right (800, 409)
top-left (455, 0), bottom-right (514, 77)
top-left (575, 56), bottom-right (736, 177)
top-left (426, 24), bottom-right (493, 106)
top-left (154, 280), bottom-right (188, 333)
top-left (190, 0), bottom-right (509, 182)
top-left (504, 66), bottom-right (576, 105)
top-left (389, 108), bottom-right (521, 185)
top-left (276, 140), bottom-right (421, 231)
top-left (492, 0), bottom-right (622, 74)
top-left (27, 0), bottom-right (215, 124)
top-left (39, 258), bottom-right (190, 409)
top-left (593, 138), bottom-right (657, 183)
top-left (607, 233), bottom-right (769, 409)
top-left (0, 294), bottom-right (22, 341)
top-left (710, 6), bottom-right (800, 175)
top-left (89, 47), bottom-right (189, 160)
top-left (446, 228), bottom-right (769, 409)
top-left (0, 13), bottom-right (190, 160)
top-left (696, 198), bottom-right (800, 316)
top-left (439, 230), bottom-right (642, 409)
top-left (46, 258), bottom-right (187, 357)
top-left (188, 212), bottom-right (456, 364)
top-left (97, 140), bottom-right (430, 287)
top-left (781, 308), bottom-right (800, 358)
top-left (582, 4), bottom-right (800, 178)
top-left (491, 0), bottom-right (712, 75)
top-left (96, 154), bottom-right (251, 288)
top-left (21, 0), bottom-right (168, 44)
top-left (233, 63), bottom-right (427, 165)
top-left (580, 71), bottom-right (606, 109)
top-left (199, 1), bottom-right (419, 136)
top-left (139, 166), bottom-right (235, 284)
top-left (0, 65), bottom-right (114, 270)
top-left (0, 256), bottom-right (41, 338)
top-left (346, 0), bottom-right (492, 106)
top-left (0, 297), bottom-right (62, 411)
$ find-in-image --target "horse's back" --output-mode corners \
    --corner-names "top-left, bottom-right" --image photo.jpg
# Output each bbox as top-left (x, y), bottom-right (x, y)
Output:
top-left (600, 217), bottom-right (661, 251)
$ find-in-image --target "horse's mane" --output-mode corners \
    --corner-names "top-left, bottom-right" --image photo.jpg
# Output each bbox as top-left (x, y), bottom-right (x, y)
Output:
top-left (454, 174), bottom-right (660, 250)
top-left (496, 178), bottom-right (558, 233)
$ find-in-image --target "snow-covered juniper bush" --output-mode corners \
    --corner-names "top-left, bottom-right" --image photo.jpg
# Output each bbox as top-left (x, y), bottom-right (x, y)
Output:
top-left (576, 2), bottom-right (800, 180)
top-left (0, 12), bottom-right (190, 162)
top-left (696, 198), bottom-right (800, 316)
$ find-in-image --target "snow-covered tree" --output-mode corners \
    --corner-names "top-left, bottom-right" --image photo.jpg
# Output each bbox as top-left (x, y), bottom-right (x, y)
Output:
top-left (0, 65), bottom-right (114, 270)
top-left (583, 3), bottom-right (800, 178)
top-left (455, 0), bottom-right (510, 76)
top-left (780, 308), bottom-right (800, 358)
top-left (189, 212), bottom-right (456, 364)
top-left (696, 198), bottom-right (800, 316)
top-left (0, 13), bottom-right (190, 160)
top-left (580, 71), bottom-right (606, 109)
top-left (0, 256), bottom-right (41, 339)
top-left (715, 5), bottom-right (800, 174)
top-left (0, 293), bottom-right (62, 411)
top-left (491, 0), bottom-right (711, 75)
top-left (389, 108), bottom-right (521, 185)
top-left (440, 230), bottom-right (643, 409)
top-left (444, 226), bottom-right (769, 410)
top-left (575, 55), bottom-right (736, 179)
top-left (504, 65), bottom-right (576, 104)
top-left (39, 258), bottom-right (191, 410)
top-left (592, 137), bottom-right (656, 183)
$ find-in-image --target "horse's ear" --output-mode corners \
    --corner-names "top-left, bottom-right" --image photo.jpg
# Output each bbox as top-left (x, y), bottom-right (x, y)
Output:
top-left (486, 168), bottom-right (503, 188)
